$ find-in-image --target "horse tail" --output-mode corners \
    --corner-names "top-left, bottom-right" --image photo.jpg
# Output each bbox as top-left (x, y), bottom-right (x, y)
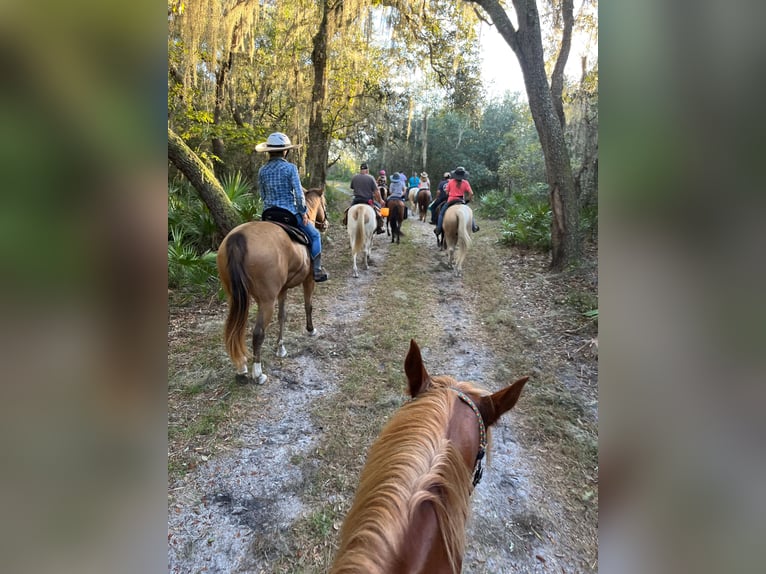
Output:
top-left (457, 207), bottom-right (473, 252)
top-left (223, 232), bottom-right (251, 364)
top-left (353, 208), bottom-right (366, 254)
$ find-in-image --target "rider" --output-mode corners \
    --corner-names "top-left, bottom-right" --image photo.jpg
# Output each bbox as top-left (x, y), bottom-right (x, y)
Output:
top-left (434, 166), bottom-right (480, 236)
top-left (376, 170), bottom-right (387, 188)
top-left (347, 162), bottom-right (386, 234)
top-left (429, 171), bottom-right (451, 225)
top-left (256, 132), bottom-right (328, 282)
top-left (385, 172), bottom-right (408, 220)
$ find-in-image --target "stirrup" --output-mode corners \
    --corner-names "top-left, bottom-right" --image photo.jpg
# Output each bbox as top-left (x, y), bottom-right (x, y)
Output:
top-left (313, 270), bottom-right (328, 282)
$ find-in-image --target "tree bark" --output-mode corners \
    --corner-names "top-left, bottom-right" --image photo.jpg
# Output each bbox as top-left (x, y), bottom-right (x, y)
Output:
top-left (550, 0), bottom-right (574, 130)
top-left (168, 127), bottom-right (241, 237)
top-left (306, 1), bottom-right (332, 188)
top-left (466, 0), bottom-right (581, 270)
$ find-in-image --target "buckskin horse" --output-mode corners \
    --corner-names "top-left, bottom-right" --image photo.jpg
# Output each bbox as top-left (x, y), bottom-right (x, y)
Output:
top-left (216, 188), bottom-right (328, 384)
top-left (330, 340), bottom-right (529, 574)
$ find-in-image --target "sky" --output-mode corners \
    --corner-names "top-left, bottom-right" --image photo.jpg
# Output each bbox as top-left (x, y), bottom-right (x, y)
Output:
top-left (479, 23), bottom-right (527, 99)
top-left (478, 16), bottom-right (598, 101)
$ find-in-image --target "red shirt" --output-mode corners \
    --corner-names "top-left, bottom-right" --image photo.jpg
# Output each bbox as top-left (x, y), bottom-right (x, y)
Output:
top-left (446, 179), bottom-right (472, 202)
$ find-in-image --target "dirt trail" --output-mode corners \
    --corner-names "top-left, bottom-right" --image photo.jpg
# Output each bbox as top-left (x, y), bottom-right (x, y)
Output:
top-left (168, 211), bottom-right (597, 573)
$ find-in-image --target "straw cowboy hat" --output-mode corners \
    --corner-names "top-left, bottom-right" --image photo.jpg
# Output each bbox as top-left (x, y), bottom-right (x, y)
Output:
top-left (255, 132), bottom-right (301, 152)
top-left (420, 171), bottom-right (428, 178)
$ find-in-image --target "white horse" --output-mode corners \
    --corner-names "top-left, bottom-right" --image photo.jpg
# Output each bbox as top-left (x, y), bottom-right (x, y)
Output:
top-left (347, 203), bottom-right (376, 278)
top-left (407, 187), bottom-right (419, 216)
top-left (442, 203), bottom-right (473, 277)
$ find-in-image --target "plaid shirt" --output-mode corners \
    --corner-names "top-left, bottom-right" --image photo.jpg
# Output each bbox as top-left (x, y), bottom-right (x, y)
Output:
top-left (258, 157), bottom-right (306, 215)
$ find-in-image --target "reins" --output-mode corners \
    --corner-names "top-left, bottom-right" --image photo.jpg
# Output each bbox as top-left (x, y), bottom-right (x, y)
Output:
top-left (449, 387), bottom-right (487, 487)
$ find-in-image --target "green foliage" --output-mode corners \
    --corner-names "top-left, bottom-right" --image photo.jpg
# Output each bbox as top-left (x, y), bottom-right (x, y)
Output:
top-left (478, 189), bottom-right (515, 219)
top-left (580, 201), bottom-right (598, 240)
top-left (167, 226), bottom-right (218, 293)
top-left (499, 187), bottom-right (552, 251)
top-left (222, 171), bottom-right (261, 222)
top-left (168, 181), bottom-right (218, 252)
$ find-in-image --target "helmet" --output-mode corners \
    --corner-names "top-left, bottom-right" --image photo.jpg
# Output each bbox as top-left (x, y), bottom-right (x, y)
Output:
top-left (379, 170), bottom-right (386, 175)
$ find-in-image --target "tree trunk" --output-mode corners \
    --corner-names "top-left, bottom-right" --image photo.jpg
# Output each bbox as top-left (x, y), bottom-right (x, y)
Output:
top-left (306, 1), bottom-right (332, 188)
top-left (421, 111), bottom-right (428, 171)
top-left (466, 0), bottom-right (581, 270)
top-left (212, 43), bottom-right (235, 181)
top-left (167, 127), bottom-right (241, 237)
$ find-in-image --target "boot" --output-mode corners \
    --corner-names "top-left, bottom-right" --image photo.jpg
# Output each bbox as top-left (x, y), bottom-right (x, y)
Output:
top-left (342, 207), bottom-right (349, 227)
top-left (375, 215), bottom-right (385, 234)
top-left (472, 219), bottom-right (480, 233)
top-left (312, 254), bottom-right (329, 282)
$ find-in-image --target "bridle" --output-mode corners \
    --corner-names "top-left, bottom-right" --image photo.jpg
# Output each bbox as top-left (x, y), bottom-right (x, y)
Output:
top-left (307, 191), bottom-right (328, 231)
top-left (450, 387), bottom-right (487, 488)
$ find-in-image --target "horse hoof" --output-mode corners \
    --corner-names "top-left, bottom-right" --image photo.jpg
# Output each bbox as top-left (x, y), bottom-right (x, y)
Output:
top-left (276, 345), bottom-right (287, 358)
top-left (307, 328), bottom-right (318, 337)
top-left (255, 374), bottom-right (267, 385)
top-left (235, 373), bottom-right (251, 385)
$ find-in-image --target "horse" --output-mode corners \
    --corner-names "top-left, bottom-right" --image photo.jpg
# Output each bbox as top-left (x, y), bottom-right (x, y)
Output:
top-left (330, 340), bottom-right (528, 574)
top-left (440, 203), bottom-right (473, 277)
top-left (417, 188), bottom-right (432, 222)
top-left (378, 184), bottom-right (389, 202)
top-left (385, 198), bottom-right (405, 244)
top-left (347, 203), bottom-right (376, 278)
top-left (216, 188), bottom-right (328, 384)
top-left (407, 187), bottom-right (419, 217)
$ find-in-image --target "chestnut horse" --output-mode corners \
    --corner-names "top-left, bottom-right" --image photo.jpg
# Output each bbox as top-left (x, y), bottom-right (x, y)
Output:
top-left (216, 188), bottom-right (328, 384)
top-left (347, 203), bottom-right (376, 278)
top-left (417, 188), bottom-right (432, 222)
top-left (386, 198), bottom-right (405, 244)
top-left (440, 203), bottom-right (473, 277)
top-left (331, 340), bottom-right (528, 574)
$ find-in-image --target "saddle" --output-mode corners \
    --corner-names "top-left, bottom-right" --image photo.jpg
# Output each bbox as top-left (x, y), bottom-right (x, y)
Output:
top-left (262, 207), bottom-right (310, 246)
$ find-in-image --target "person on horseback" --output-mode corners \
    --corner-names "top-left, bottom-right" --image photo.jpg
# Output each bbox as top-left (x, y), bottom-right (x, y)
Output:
top-left (346, 162), bottom-right (385, 234)
top-left (429, 171), bottom-right (451, 224)
top-left (434, 166), bottom-right (480, 236)
top-left (256, 132), bottom-right (329, 282)
top-left (376, 170), bottom-right (387, 188)
top-left (385, 172), bottom-right (408, 220)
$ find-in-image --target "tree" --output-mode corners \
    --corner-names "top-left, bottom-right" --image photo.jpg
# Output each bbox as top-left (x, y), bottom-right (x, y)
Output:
top-left (466, 0), bottom-right (581, 270)
top-left (168, 127), bottom-right (241, 237)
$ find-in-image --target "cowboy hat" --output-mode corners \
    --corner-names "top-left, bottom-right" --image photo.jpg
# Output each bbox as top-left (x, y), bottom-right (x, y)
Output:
top-left (390, 173), bottom-right (401, 182)
top-left (451, 166), bottom-right (469, 179)
top-left (420, 172), bottom-right (428, 178)
top-left (255, 132), bottom-right (301, 152)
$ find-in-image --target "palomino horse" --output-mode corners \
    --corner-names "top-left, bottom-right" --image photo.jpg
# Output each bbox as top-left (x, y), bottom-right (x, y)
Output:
top-left (385, 198), bottom-right (405, 244)
top-left (330, 340), bottom-right (528, 574)
top-left (440, 203), bottom-right (473, 277)
top-left (216, 188), bottom-right (328, 384)
top-left (417, 188), bottom-right (432, 222)
top-left (347, 203), bottom-right (376, 278)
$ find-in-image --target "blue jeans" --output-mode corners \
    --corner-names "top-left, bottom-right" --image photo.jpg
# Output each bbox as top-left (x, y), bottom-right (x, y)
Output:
top-left (295, 215), bottom-right (321, 259)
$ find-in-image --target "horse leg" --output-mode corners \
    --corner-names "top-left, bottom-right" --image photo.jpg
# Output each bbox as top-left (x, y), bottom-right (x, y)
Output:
top-left (274, 291), bottom-right (288, 358)
top-left (251, 300), bottom-right (275, 385)
top-left (352, 252), bottom-right (359, 278)
top-left (303, 277), bottom-right (317, 336)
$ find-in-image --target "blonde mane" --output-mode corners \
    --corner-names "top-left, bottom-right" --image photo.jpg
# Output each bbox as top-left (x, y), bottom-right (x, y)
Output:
top-left (331, 377), bottom-right (491, 574)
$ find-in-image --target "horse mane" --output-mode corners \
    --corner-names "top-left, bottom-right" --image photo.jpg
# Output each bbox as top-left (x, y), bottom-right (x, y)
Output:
top-left (331, 377), bottom-right (490, 574)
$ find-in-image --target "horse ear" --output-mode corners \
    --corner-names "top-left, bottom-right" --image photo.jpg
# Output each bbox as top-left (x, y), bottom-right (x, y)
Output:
top-left (477, 377), bottom-right (529, 427)
top-left (404, 339), bottom-right (431, 398)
